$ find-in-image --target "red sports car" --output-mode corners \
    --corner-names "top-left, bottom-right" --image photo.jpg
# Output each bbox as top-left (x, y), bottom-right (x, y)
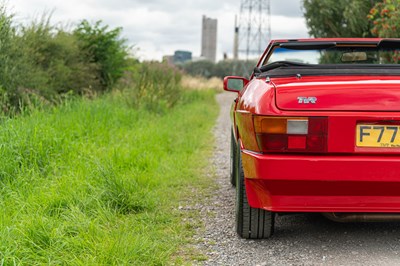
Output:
top-left (225, 38), bottom-right (400, 239)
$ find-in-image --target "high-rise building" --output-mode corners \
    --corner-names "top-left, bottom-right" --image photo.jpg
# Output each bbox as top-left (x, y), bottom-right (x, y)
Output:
top-left (201, 15), bottom-right (217, 62)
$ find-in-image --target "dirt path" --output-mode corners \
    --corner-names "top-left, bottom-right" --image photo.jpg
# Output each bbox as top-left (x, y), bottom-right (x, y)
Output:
top-left (193, 92), bottom-right (400, 266)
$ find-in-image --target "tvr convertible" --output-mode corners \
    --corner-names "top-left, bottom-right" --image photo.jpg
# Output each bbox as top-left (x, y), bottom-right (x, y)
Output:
top-left (225, 38), bottom-right (400, 239)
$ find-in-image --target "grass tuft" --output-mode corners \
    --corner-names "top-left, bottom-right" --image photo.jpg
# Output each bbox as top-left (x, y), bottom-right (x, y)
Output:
top-left (97, 164), bottom-right (152, 215)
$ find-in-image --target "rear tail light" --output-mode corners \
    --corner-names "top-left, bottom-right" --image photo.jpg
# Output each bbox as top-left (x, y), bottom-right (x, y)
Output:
top-left (254, 116), bottom-right (328, 153)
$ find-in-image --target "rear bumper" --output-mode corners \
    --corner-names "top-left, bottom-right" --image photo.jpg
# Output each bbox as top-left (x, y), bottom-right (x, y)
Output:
top-left (242, 150), bottom-right (400, 212)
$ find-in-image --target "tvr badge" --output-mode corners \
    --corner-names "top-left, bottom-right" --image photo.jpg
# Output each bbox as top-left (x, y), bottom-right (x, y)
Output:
top-left (297, 96), bottom-right (317, 104)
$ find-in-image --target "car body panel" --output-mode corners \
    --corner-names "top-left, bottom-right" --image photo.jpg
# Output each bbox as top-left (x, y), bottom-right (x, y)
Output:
top-left (236, 78), bottom-right (400, 154)
top-left (274, 76), bottom-right (400, 112)
top-left (242, 150), bottom-right (400, 212)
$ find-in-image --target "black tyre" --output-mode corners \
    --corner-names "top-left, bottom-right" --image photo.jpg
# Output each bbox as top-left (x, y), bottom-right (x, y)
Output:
top-left (229, 129), bottom-right (237, 187)
top-left (235, 141), bottom-right (275, 239)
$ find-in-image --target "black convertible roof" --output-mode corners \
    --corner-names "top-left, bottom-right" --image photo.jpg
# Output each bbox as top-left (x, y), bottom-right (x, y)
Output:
top-left (258, 64), bottom-right (400, 78)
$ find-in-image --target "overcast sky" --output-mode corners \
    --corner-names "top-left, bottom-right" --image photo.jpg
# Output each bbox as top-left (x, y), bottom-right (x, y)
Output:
top-left (9, 0), bottom-right (309, 61)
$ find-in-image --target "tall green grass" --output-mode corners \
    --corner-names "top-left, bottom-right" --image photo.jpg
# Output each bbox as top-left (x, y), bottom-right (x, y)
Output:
top-left (0, 89), bottom-right (218, 264)
top-left (118, 62), bottom-right (183, 112)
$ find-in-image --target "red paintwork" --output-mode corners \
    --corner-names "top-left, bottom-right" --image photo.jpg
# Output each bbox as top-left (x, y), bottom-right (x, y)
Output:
top-left (242, 151), bottom-right (400, 212)
top-left (275, 76), bottom-right (400, 111)
top-left (228, 38), bottom-right (400, 213)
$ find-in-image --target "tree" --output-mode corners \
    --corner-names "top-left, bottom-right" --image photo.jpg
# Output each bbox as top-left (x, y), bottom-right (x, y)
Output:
top-left (302, 0), bottom-right (379, 37)
top-left (368, 0), bottom-right (400, 37)
top-left (74, 20), bottom-right (129, 91)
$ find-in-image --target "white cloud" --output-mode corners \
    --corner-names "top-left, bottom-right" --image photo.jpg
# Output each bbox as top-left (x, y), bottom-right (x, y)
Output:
top-left (135, 41), bottom-right (164, 61)
top-left (271, 16), bottom-right (309, 39)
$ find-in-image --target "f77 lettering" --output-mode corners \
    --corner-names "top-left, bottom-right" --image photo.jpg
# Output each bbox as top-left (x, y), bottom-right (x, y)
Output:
top-left (359, 125), bottom-right (371, 142)
top-left (359, 125), bottom-right (398, 143)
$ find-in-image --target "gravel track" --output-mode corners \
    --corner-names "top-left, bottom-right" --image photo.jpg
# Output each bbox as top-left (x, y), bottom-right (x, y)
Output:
top-left (193, 92), bottom-right (400, 266)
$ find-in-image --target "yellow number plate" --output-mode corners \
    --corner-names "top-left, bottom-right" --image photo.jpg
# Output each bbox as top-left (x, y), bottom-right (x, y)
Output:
top-left (356, 124), bottom-right (400, 148)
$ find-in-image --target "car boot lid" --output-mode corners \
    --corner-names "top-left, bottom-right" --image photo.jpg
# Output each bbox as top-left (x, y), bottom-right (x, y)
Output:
top-left (272, 75), bottom-right (400, 111)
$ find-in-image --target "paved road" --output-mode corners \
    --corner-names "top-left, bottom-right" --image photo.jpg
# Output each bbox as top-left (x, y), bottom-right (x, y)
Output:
top-left (194, 92), bottom-right (400, 266)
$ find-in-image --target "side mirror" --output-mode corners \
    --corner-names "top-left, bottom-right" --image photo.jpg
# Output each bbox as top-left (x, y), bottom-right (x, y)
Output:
top-left (223, 76), bottom-right (249, 93)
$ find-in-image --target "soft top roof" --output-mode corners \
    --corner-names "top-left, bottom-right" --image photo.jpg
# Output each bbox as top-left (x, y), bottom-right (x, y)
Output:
top-left (269, 38), bottom-right (395, 44)
top-left (255, 38), bottom-right (400, 78)
top-left (258, 64), bottom-right (400, 78)
top-left (274, 39), bottom-right (400, 49)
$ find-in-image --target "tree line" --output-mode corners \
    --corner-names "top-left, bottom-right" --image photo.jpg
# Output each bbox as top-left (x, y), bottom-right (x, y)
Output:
top-left (179, 60), bottom-right (257, 79)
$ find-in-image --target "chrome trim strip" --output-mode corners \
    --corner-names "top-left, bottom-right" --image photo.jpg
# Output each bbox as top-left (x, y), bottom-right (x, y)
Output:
top-left (236, 110), bottom-right (251, 114)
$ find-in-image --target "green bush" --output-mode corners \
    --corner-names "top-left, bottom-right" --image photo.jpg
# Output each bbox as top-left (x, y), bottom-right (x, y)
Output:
top-left (18, 16), bottom-right (101, 97)
top-left (0, 6), bottom-right (24, 111)
top-left (74, 20), bottom-right (129, 91)
top-left (0, 5), bottom-right (131, 115)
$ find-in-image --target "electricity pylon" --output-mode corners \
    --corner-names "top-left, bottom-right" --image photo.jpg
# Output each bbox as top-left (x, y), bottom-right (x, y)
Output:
top-left (233, 0), bottom-right (271, 76)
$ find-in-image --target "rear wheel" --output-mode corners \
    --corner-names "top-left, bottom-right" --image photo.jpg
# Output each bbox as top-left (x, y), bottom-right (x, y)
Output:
top-left (235, 141), bottom-right (275, 239)
top-left (229, 129), bottom-right (237, 187)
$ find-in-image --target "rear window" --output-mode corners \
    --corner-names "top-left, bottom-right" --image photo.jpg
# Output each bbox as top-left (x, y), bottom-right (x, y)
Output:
top-left (265, 46), bottom-right (400, 65)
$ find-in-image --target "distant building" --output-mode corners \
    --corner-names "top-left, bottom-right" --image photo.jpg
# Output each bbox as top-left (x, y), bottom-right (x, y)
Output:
top-left (201, 15), bottom-right (217, 63)
top-left (174, 50), bottom-right (192, 64)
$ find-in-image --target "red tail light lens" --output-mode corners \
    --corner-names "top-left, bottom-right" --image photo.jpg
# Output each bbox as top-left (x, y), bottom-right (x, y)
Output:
top-left (254, 116), bottom-right (328, 153)
top-left (257, 134), bottom-right (288, 152)
top-left (288, 135), bottom-right (307, 149)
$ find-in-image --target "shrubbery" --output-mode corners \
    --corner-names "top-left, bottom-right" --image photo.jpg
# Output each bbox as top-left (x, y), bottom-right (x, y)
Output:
top-left (18, 17), bottom-right (101, 97)
top-left (0, 4), bottom-right (188, 116)
top-left (74, 20), bottom-right (129, 90)
top-left (0, 5), bottom-right (130, 115)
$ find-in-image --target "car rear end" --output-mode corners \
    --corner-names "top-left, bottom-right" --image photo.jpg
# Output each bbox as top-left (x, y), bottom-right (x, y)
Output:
top-left (226, 38), bottom-right (400, 238)
top-left (242, 75), bottom-right (400, 213)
